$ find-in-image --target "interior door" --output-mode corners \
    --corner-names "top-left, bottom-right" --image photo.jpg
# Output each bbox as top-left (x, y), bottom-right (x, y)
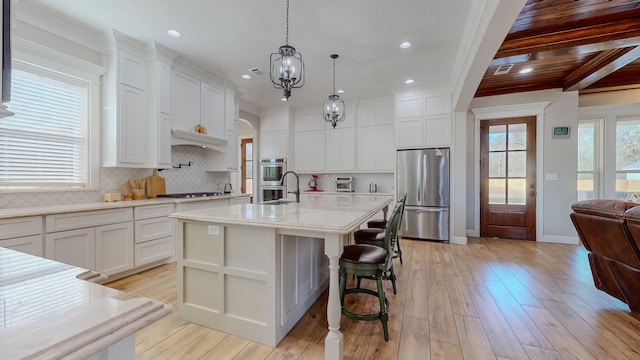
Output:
top-left (480, 116), bottom-right (536, 240)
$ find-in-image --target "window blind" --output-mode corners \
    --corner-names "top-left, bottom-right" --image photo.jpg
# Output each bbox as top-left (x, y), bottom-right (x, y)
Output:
top-left (0, 66), bottom-right (88, 187)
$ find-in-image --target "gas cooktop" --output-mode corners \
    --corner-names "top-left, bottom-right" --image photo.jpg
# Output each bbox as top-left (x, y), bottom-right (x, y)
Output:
top-left (157, 192), bottom-right (225, 199)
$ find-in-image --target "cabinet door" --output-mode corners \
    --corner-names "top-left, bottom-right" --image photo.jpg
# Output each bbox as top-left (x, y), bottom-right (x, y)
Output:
top-left (326, 128), bottom-right (354, 171)
top-left (225, 126), bottom-right (239, 170)
top-left (225, 91), bottom-right (236, 130)
top-left (423, 115), bottom-right (451, 147)
top-left (45, 228), bottom-right (96, 270)
top-left (261, 131), bottom-right (287, 159)
top-left (118, 51), bottom-right (146, 91)
top-left (118, 84), bottom-right (147, 165)
top-left (157, 112), bottom-right (172, 168)
top-left (424, 94), bottom-right (451, 116)
top-left (396, 117), bottom-right (423, 148)
top-left (95, 222), bottom-right (134, 276)
top-left (376, 124), bottom-right (395, 170)
top-left (395, 96), bottom-right (423, 118)
top-left (295, 131), bottom-right (325, 172)
top-left (157, 61), bottom-right (172, 114)
top-left (171, 70), bottom-right (200, 132)
top-left (356, 127), bottom-right (376, 170)
top-left (201, 83), bottom-right (225, 139)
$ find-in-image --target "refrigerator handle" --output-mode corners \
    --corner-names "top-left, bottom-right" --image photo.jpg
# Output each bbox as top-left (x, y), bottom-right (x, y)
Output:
top-left (417, 154), bottom-right (423, 202)
top-left (421, 153), bottom-right (427, 204)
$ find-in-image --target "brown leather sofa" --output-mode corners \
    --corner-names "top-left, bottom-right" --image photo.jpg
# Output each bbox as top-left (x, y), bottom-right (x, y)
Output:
top-left (570, 199), bottom-right (640, 311)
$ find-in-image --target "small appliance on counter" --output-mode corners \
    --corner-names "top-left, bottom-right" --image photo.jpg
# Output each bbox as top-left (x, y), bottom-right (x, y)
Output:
top-left (336, 176), bottom-right (354, 192)
top-left (306, 174), bottom-right (323, 192)
top-left (224, 183), bottom-right (232, 194)
top-left (369, 183), bottom-right (377, 193)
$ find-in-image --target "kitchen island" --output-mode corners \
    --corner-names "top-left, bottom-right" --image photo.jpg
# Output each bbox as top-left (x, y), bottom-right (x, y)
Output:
top-left (170, 193), bottom-right (393, 360)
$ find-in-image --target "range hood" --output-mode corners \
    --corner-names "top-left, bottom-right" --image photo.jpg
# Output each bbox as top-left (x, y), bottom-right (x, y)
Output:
top-left (171, 128), bottom-right (227, 152)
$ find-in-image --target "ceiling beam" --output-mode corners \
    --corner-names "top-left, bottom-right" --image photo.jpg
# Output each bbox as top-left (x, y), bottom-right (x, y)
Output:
top-left (495, 17), bottom-right (640, 58)
top-left (563, 46), bottom-right (640, 91)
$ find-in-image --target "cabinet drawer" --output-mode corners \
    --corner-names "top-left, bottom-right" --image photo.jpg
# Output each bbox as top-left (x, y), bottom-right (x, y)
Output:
top-left (135, 217), bottom-right (175, 243)
top-left (0, 216), bottom-right (42, 240)
top-left (0, 234), bottom-right (43, 257)
top-left (46, 208), bottom-right (133, 233)
top-left (135, 236), bottom-right (173, 266)
top-left (134, 203), bottom-right (175, 220)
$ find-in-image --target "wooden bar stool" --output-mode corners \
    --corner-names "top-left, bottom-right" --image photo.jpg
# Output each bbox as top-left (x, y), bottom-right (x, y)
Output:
top-left (355, 194), bottom-right (407, 265)
top-left (339, 200), bottom-right (404, 341)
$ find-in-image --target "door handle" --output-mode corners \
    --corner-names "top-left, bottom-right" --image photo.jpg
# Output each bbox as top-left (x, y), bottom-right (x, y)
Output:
top-left (529, 190), bottom-right (537, 197)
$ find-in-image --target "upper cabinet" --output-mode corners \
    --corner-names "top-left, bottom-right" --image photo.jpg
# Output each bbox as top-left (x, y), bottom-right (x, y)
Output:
top-left (395, 93), bottom-right (451, 148)
top-left (260, 110), bottom-right (290, 159)
top-left (102, 32), bottom-right (149, 168)
top-left (171, 70), bottom-right (200, 133)
top-left (206, 92), bottom-right (240, 171)
top-left (356, 99), bottom-right (394, 171)
top-left (294, 110), bottom-right (326, 172)
top-left (148, 44), bottom-right (177, 169)
top-left (200, 83), bottom-right (225, 140)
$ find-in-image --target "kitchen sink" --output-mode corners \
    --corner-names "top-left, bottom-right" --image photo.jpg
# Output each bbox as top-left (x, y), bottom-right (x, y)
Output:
top-left (260, 199), bottom-right (298, 205)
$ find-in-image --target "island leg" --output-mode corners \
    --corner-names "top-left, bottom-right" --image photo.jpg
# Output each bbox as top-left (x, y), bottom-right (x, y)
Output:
top-left (324, 233), bottom-right (344, 360)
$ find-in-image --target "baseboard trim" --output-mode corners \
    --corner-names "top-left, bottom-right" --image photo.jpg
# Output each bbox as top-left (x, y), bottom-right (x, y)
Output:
top-left (451, 236), bottom-right (468, 245)
top-left (466, 229), bottom-right (479, 237)
top-left (538, 235), bottom-right (579, 244)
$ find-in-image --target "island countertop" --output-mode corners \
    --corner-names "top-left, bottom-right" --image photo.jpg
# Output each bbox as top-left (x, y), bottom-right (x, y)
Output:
top-left (0, 247), bottom-right (171, 359)
top-left (169, 194), bottom-right (393, 234)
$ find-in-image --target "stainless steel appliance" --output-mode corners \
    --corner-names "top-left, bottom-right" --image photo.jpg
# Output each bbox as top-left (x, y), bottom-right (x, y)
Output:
top-left (260, 158), bottom-right (286, 186)
top-left (261, 186), bottom-right (286, 202)
top-left (397, 148), bottom-right (450, 241)
top-left (223, 183), bottom-right (232, 193)
top-left (336, 176), bottom-right (354, 192)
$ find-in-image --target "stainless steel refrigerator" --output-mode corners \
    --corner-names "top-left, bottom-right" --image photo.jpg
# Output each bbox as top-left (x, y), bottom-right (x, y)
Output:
top-left (397, 148), bottom-right (450, 241)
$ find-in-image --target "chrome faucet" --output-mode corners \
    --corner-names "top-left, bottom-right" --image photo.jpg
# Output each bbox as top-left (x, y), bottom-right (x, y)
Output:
top-left (279, 170), bottom-right (300, 203)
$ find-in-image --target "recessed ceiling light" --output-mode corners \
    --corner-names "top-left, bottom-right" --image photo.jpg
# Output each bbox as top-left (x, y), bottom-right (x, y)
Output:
top-left (336, 89), bottom-right (345, 94)
top-left (519, 67), bottom-right (533, 74)
top-left (405, 79), bottom-right (414, 84)
top-left (400, 41), bottom-right (412, 49)
top-left (167, 29), bottom-right (182, 38)
top-left (280, 96), bottom-right (288, 102)
top-left (242, 74), bottom-right (251, 80)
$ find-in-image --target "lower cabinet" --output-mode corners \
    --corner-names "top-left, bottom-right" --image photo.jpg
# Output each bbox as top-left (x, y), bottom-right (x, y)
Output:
top-left (0, 216), bottom-right (43, 256)
top-left (134, 203), bottom-right (175, 267)
top-left (45, 222), bottom-right (134, 275)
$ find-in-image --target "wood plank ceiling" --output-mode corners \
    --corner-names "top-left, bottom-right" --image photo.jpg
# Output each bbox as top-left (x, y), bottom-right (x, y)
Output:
top-left (475, 0), bottom-right (640, 98)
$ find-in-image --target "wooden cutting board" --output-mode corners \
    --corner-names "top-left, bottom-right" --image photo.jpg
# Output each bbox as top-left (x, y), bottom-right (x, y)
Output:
top-left (146, 169), bottom-right (166, 198)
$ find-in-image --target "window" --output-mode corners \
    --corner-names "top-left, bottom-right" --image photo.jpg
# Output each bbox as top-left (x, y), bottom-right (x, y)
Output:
top-left (616, 116), bottom-right (640, 199)
top-left (0, 62), bottom-right (89, 187)
top-left (241, 138), bottom-right (253, 195)
top-left (577, 119), bottom-right (601, 200)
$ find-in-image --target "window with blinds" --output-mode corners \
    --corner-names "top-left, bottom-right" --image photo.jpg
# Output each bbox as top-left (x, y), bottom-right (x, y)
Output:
top-left (0, 64), bottom-right (88, 187)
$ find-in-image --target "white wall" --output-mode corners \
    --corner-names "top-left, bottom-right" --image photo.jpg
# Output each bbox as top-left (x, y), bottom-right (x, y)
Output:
top-left (468, 89), bottom-right (579, 243)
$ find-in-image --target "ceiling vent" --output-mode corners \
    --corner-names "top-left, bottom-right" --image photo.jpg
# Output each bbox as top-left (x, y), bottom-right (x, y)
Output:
top-left (249, 67), bottom-right (265, 76)
top-left (494, 64), bottom-right (514, 75)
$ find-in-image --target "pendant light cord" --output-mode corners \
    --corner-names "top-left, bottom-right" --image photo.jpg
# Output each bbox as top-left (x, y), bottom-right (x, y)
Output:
top-left (285, 0), bottom-right (290, 45)
top-left (332, 57), bottom-right (336, 95)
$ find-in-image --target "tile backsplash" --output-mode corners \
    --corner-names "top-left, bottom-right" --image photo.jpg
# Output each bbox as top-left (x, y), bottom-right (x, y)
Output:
top-left (0, 146), bottom-right (230, 209)
top-left (298, 173), bottom-right (395, 194)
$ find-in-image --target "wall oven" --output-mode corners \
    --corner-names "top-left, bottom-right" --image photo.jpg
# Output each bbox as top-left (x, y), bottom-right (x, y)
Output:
top-left (261, 186), bottom-right (286, 202)
top-left (260, 158), bottom-right (286, 186)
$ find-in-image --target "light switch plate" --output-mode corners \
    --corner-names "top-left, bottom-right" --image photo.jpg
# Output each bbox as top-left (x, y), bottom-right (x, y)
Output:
top-left (545, 173), bottom-right (559, 181)
top-left (208, 225), bottom-right (220, 235)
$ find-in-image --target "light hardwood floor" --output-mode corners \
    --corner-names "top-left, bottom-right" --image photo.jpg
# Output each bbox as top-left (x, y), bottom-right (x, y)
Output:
top-left (105, 237), bottom-right (640, 359)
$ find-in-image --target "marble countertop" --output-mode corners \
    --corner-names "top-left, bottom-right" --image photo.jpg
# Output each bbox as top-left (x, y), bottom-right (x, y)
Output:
top-left (0, 247), bottom-right (171, 359)
top-left (170, 194), bottom-right (393, 234)
top-left (0, 193), bottom-right (251, 220)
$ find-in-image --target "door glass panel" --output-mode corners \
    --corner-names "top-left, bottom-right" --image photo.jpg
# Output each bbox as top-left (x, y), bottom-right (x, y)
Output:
top-left (578, 173), bottom-right (594, 201)
top-left (508, 151), bottom-right (526, 177)
top-left (507, 178), bottom-right (526, 205)
top-left (489, 152), bottom-right (506, 177)
top-left (508, 123), bottom-right (527, 150)
top-left (489, 178), bottom-right (506, 204)
top-left (489, 125), bottom-right (506, 151)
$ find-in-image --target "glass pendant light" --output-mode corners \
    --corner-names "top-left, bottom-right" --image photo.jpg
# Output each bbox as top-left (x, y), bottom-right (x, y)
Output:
top-left (323, 54), bottom-right (345, 129)
top-left (270, 0), bottom-right (304, 101)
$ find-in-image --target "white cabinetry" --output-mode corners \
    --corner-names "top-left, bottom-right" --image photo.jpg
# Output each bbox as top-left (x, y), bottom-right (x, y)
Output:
top-left (201, 83), bottom-right (225, 140)
top-left (356, 99), bottom-right (395, 171)
top-left (134, 204), bottom-right (175, 267)
top-left (102, 32), bottom-right (149, 168)
top-left (326, 128), bottom-right (355, 171)
top-left (171, 70), bottom-right (200, 132)
top-left (294, 110), bottom-right (326, 172)
top-left (206, 91), bottom-right (239, 171)
top-left (395, 93), bottom-right (452, 148)
top-left (260, 112), bottom-right (289, 159)
top-left (45, 208), bottom-right (134, 274)
top-left (149, 44), bottom-right (177, 169)
top-left (0, 216), bottom-right (43, 256)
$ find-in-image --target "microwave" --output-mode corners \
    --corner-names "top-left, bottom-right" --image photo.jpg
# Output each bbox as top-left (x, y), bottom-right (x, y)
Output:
top-left (335, 176), bottom-right (354, 192)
